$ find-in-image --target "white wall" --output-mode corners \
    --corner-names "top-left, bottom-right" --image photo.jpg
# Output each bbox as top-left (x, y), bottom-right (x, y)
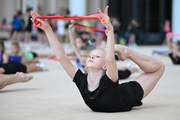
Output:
top-left (69, 0), bottom-right (87, 16)
top-left (38, 0), bottom-right (69, 15)
top-left (22, 0), bottom-right (38, 13)
top-left (56, 0), bottom-right (69, 15)
top-left (172, 0), bottom-right (180, 42)
top-left (87, 0), bottom-right (107, 15)
top-left (0, 0), bottom-right (19, 22)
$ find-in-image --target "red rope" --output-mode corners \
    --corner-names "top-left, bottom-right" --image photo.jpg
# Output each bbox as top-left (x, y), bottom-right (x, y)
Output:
top-left (34, 15), bottom-right (99, 25)
top-left (37, 15), bottom-right (99, 20)
top-left (33, 15), bottom-right (105, 33)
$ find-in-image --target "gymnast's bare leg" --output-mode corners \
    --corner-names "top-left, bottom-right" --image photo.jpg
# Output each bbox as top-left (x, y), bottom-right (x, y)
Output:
top-left (0, 72), bottom-right (33, 90)
top-left (115, 45), bottom-right (165, 99)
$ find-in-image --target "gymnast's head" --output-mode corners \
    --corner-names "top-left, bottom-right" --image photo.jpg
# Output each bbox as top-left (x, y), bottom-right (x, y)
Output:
top-left (11, 41), bottom-right (20, 55)
top-left (86, 49), bottom-right (107, 72)
top-left (79, 44), bottom-right (94, 66)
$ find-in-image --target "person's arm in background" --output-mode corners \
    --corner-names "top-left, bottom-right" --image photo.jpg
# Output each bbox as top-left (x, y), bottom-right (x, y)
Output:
top-left (68, 22), bottom-right (81, 60)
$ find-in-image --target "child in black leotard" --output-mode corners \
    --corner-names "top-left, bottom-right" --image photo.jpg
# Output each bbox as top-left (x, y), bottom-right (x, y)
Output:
top-left (0, 42), bottom-right (47, 74)
top-left (31, 6), bottom-right (164, 112)
top-left (24, 7), bottom-right (33, 45)
top-left (0, 61), bottom-right (45, 74)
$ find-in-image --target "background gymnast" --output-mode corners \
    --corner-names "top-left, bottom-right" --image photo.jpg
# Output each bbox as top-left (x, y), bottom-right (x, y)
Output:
top-left (153, 35), bottom-right (180, 65)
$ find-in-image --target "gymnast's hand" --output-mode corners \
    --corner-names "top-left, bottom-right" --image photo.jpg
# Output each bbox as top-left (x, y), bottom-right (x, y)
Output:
top-left (30, 11), bottom-right (51, 31)
top-left (68, 20), bottom-right (75, 29)
top-left (98, 6), bottom-right (113, 31)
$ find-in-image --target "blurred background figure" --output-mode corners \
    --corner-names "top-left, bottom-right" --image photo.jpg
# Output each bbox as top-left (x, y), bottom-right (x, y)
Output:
top-left (162, 20), bottom-right (171, 44)
top-left (128, 33), bottom-right (137, 48)
top-left (0, 18), bottom-right (9, 30)
top-left (11, 10), bottom-right (25, 42)
top-left (126, 19), bottom-right (140, 47)
top-left (111, 17), bottom-right (121, 43)
top-left (153, 36), bottom-right (180, 65)
top-left (164, 20), bottom-right (171, 34)
top-left (56, 8), bottom-right (66, 43)
top-left (24, 7), bottom-right (33, 51)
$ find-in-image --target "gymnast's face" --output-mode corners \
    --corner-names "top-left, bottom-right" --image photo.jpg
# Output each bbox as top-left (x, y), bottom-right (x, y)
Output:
top-left (80, 50), bottom-right (89, 66)
top-left (11, 45), bottom-right (19, 54)
top-left (86, 49), bottom-right (106, 70)
top-left (75, 38), bottom-right (84, 49)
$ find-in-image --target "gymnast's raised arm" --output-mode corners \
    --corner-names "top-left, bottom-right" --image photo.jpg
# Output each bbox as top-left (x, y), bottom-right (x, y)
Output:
top-left (30, 11), bottom-right (78, 79)
top-left (98, 6), bottom-right (118, 82)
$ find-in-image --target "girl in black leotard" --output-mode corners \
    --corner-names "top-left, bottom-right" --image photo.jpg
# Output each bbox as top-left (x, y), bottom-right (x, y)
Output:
top-left (0, 41), bottom-right (46, 74)
top-left (31, 6), bottom-right (164, 112)
top-left (0, 60), bottom-right (46, 74)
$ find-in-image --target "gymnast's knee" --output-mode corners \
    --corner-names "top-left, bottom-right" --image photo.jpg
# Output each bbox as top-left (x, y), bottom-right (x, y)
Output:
top-left (157, 60), bottom-right (165, 74)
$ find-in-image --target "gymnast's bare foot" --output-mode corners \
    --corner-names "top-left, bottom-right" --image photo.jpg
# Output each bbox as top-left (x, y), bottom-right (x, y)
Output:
top-left (114, 45), bottom-right (129, 61)
top-left (15, 72), bottom-right (33, 82)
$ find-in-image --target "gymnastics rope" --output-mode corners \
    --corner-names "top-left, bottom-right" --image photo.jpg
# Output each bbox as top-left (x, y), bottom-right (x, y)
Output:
top-left (33, 14), bottom-right (105, 33)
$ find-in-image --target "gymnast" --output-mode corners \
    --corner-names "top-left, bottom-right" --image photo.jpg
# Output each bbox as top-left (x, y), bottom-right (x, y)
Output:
top-left (153, 35), bottom-right (180, 65)
top-left (31, 6), bottom-right (164, 112)
top-left (0, 40), bottom-right (47, 74)
top-left (68, 21), bottom-right (95, 68)
top-left (10, 41), bottom-right (39, 64)
top-left (0, 40), bottom-right (27, 64)
top-left (10, 41), bottom-right (52, 64)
